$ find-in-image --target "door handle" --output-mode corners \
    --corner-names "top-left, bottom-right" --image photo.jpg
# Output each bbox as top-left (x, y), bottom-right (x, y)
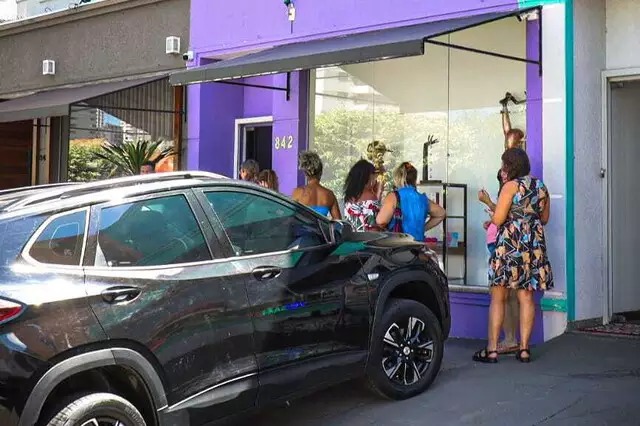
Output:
top-left (252, 266), bottom-right (282, 281)
top-left (101, 286), bottom-right (141, 304)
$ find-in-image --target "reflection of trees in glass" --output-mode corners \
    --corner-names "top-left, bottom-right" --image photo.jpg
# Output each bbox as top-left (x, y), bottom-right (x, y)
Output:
top-left (312, 108), bottom-right (494, 197)
top-left (68, 140), bottom-right (112, 182)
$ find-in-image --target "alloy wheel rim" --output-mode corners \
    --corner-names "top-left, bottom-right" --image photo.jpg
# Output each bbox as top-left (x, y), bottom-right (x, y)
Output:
top-left (381, 316), bottom-right (433, 386)
top-left (80, 418), bottom-right (127, 426)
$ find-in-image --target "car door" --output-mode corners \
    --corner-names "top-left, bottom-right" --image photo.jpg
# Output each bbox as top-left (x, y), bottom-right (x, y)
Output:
top-left (196, 186), bottom-right (371, 405)
top-left (83, 190), bottom-right (257, 425)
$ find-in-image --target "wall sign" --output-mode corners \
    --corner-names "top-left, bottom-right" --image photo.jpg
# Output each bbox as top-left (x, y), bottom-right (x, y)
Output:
top-left (274, 135), bottom-right (294, 150)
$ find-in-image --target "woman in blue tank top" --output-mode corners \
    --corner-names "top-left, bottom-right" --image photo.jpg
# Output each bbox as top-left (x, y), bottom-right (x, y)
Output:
top-left (292, 151), bottom-right (341, 219)
top-left (376, 162), bottom-right (446, 241)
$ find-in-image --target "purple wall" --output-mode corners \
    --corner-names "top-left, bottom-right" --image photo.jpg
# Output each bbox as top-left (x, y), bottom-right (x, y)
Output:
top-left (191, 0), bottom-right (519, 59)
top-left (187, 71), bottom-right (307, 194)
top-left (526, 18), bottom-right (543, 179)
top-left (449, 291), bottom-right (544, 344)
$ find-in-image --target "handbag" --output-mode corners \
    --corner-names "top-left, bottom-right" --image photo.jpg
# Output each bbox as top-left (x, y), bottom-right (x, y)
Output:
top-left (390, 190), bottom-right (403, 233)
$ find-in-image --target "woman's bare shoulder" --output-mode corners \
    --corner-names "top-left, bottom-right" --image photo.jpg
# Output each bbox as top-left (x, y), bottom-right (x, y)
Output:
top-left (291, 186), bottom-right (303, 199)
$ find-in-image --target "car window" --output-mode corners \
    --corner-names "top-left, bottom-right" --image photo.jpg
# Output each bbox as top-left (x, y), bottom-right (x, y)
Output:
top-left (205, 191), bottom-right (327, 256)
top-left (28, 210), bottom-right (86, 266)
top-left (95, 195), bottom-right (212, 267)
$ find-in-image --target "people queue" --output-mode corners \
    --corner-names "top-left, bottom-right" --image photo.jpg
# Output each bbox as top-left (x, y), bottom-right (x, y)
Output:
top-left (240, 143), bottom-right (553, 364)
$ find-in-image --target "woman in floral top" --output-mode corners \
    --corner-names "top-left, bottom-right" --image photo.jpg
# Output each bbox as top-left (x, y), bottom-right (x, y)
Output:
top-left (343, 160), bottom-right (383, 232)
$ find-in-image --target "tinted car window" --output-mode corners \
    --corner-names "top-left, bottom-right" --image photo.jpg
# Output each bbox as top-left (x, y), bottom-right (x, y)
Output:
top-left (28, 210), bottom-right (86, 266)
top-left (96, 195), bottom-right (211, 267)
top-left (206, 191), bottom-right (327, 256)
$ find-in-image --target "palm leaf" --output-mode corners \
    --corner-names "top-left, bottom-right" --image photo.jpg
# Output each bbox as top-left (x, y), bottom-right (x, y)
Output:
top-left (95, 139), bottom-right (175, 176)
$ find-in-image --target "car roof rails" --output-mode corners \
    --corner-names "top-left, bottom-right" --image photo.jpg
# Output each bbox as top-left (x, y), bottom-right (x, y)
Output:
top-left (0, 182), bottom-right (78, 198)
top-left (4, 171), bottom-right (227, 212)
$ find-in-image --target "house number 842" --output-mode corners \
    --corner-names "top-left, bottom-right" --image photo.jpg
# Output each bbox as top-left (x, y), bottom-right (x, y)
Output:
top-left (274, 135), bottom-right (294, 150)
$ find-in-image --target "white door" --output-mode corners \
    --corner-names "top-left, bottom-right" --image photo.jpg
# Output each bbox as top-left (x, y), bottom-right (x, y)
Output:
top-left (609, 80), bottom-right (640, 314)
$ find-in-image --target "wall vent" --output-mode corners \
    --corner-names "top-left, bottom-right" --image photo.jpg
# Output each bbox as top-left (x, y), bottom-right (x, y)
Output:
top-left (166, 36), bottom-right (181, 55)
top-left (42, 60), bottom-right (56, 76)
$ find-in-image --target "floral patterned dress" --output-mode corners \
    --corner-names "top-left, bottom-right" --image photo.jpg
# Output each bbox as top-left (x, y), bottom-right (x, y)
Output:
top-left (489, 176), bottom-right (553, 291)
top-left (344, 200), bottom-right (381, 232)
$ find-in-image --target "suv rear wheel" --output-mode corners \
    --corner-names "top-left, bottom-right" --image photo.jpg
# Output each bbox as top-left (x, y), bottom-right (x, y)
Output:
top-left (45, 392), bottom-right (146, 426)
top-left (367, 298), bottom-right (444, 400)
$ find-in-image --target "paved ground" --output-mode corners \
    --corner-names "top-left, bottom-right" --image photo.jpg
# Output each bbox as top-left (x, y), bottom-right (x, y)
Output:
top-left (231, 333), bottom-right (640, 425)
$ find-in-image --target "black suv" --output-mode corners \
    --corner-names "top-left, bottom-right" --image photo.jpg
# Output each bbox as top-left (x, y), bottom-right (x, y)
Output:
top-left (0, 172), bottom-right (450, 426)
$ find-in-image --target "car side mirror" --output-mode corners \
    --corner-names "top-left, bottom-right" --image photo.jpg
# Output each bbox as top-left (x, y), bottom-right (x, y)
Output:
top-left (329, 220), bottom-right (353, 243)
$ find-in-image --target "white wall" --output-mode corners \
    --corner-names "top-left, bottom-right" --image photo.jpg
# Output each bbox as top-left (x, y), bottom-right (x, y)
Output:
top-left (541, 4), bottom-right (568, 336)
top-left (606, 0), bottom-right (640, 69)
top-left (571, 0), bottom-right (637, 322)
top-left (574, 0), bottom-right (606, 321)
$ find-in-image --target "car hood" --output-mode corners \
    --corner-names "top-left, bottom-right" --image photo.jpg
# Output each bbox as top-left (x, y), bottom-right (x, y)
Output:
top-left (330, 230), bottom-right (427, 257)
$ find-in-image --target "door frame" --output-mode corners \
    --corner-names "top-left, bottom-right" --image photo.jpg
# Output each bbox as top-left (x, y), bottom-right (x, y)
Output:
top-left (233, 116), bottom-right (273, 179)
top-left (600, 67), bottom-right (640, 323)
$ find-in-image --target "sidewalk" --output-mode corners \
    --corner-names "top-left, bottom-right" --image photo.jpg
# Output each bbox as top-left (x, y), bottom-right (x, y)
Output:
top-left (239, 333), bottom-right (640, 425)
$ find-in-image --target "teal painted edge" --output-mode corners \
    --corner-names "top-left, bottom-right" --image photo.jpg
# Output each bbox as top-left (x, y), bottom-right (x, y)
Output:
top-left (565, 0), bottom-right (576, 321)
top-left (518, 0), bottom-right (563, 6)
top-left (540, 297), bottom-right (568, 313)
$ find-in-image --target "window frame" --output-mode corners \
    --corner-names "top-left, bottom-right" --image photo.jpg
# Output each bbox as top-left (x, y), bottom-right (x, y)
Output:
top-left (21, 206), bottom-right (90, 269)
top-left (83, 189), bottom-right (221, 270)
top-left (194, 185), bottom-right (333, 260)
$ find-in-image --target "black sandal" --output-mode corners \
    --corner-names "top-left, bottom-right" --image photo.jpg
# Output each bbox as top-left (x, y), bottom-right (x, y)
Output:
top-left (516, 349), bottom-right (531, 363)
top-left (472, 348), bottom-right (498, 364)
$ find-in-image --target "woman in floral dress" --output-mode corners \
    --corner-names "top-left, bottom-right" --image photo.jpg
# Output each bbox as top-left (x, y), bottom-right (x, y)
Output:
top-left (343, 160), bottom-right (383, 231)
top-left (473, 148), bottom-right (553, 364)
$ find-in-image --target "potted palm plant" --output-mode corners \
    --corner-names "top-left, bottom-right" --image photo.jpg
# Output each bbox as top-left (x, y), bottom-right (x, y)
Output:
top-left (95, 139), bottom-right (175, 176)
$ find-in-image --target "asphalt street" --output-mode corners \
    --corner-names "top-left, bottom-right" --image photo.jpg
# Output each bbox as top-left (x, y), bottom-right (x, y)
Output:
top-left (230, 333), bottom-right (640, 425)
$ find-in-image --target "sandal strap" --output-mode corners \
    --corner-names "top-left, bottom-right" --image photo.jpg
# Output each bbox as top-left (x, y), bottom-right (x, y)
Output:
top-left (476, 348), bottom-right (498, 357)
top-left (518, 349), bottom-right (531, 355)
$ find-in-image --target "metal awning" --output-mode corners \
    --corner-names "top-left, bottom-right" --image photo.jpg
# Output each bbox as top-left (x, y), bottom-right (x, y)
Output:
top-left (0, 76), bottom-right (164, 123)
top-left (170, 8), bottom-right (538, 86)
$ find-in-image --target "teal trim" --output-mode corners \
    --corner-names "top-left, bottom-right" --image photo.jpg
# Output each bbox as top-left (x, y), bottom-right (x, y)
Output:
top-left (330, 241), bottom-right (366, 256)
top-left (540, 297), bottom-right (568, 313)
top-left (518, 0), bottom-right (563, 6)
top-left (565, 0), bottom-right (576, 321)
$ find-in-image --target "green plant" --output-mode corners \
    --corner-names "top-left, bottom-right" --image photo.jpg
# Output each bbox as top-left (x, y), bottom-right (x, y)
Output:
top-left (68, 143), bottom-right (112, 182)
top-left (95, 140), bottom-right (175, 176)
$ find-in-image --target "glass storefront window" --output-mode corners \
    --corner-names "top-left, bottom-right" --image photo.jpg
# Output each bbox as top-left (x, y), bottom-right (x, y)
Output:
top-left (67, 79), bottom-right (180, 182)
top-left (310, 20), bottom-right (527, 286)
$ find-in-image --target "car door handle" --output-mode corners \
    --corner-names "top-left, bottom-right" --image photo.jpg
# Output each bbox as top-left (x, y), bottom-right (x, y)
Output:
top-left (101, 286), bottom-right (141, 304)
top-left (252, 266), bottom-right (282, 281)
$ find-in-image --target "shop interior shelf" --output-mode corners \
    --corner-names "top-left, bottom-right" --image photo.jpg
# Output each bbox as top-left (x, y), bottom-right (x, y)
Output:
top-left (427, 242), bottom-right (466, 256)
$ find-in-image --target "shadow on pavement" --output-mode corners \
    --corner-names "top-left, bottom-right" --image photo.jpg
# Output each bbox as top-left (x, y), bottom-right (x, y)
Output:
top-left (224, 334), bottom-right (640, 426)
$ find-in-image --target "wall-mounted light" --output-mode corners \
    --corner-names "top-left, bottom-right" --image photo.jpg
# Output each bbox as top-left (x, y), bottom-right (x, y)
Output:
top-left (42, 60), bottom-right (56, 76)
top-left (283, 0), bottom-right (296, 22)
top-left (166, 36), bottom-right (181, 55)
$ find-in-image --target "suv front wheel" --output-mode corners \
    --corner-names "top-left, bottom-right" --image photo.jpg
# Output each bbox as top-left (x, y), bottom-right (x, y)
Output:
top-left (45, 392), bottom-right (146, 426)
top-left (367, 298), bottom-right (444, 400)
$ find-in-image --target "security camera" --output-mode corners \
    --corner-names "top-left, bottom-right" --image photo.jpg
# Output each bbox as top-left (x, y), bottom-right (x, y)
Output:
top-left (182, 51), bottom-right (194, 61)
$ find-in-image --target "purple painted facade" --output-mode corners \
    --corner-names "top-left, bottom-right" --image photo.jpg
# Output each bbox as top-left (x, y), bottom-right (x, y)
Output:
top-left (449, 291), bottom-right (544, 344)
top-left (186, 0), bottom-right (547, 342)
top-left (526, 18), bottom-right (543, 179)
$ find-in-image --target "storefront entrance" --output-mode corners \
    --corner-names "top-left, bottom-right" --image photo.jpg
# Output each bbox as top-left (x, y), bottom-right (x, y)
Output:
top-left (606, 79), bottom-right (640, 319)
top-left (234, 117), bottom-right (273, 178)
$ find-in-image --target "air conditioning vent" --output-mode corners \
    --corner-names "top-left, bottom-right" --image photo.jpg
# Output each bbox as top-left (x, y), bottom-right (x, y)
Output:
top-left (165, 36), bottom-right (181, 55)
top-left (42, 60), bottom-right (55, 76)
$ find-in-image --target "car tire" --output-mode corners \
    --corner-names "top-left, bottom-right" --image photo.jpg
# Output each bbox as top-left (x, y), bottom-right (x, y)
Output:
top-left (45, 392), bottom-right (146, 426)
top-left (366, 298), bottom-right (444, 400)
